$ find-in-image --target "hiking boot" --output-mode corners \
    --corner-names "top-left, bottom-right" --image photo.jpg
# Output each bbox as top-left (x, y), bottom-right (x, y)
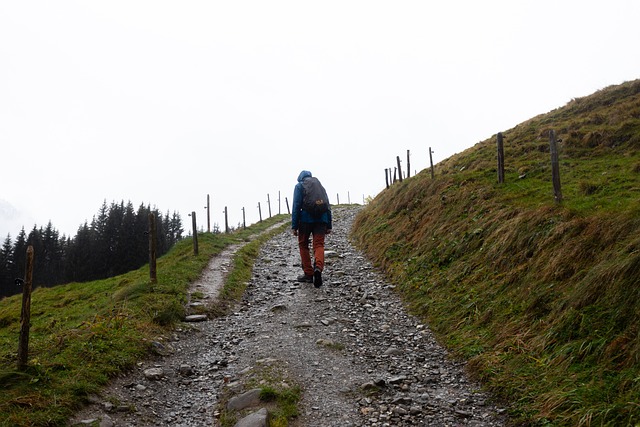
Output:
top-left (313, 267), bottom-right (323, 288)
top-left (297, 274), bottom-right (313, 283)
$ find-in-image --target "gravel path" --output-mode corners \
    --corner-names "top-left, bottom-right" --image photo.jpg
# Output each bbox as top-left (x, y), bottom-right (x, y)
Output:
top-left (70, 206), bottom-right (507, 426)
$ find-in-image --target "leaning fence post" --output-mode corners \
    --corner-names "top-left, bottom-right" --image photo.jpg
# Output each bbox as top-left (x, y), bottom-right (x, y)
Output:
top-left (385, 169), bottom-right (389, 189)
top-left (497, 132), bottom-right (505, 184)
top-left (285, 197), bottom-right (290, 214)
top-left (148, 213), bottom-right (157, 284)
top-left (549, 130), bottom-right (563, 203)
top-left (396, 156), bottom-right (403, 182)
top-left (17, 245), bottom-right (34, 371)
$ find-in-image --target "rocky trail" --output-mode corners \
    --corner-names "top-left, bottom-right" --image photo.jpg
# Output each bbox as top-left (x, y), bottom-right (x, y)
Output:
top-left (70, 206), bottom-right (507, 426)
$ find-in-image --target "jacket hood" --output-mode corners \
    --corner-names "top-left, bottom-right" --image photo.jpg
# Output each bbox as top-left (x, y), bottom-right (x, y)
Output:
top-left (297, 170), bottom-right (312, 182)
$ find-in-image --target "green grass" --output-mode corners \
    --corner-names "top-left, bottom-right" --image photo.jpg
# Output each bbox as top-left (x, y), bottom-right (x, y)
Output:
top-left (352, 79), bottom-right (640, 426)
top-left (217, 362), bottom-right (301, 427)
top-left (0, 214), bottom-right (289, 427)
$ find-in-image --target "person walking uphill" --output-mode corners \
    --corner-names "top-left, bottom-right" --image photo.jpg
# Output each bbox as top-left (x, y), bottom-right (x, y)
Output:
top-left (292, 170), bottom-right (332, 287)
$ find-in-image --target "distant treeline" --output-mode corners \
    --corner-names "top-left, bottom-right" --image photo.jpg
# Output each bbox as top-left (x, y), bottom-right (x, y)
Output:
top-left (0, 200), bottom-right (184, 298)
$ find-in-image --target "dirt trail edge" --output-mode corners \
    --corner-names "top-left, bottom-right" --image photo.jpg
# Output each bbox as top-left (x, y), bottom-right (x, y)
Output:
top-left (70, 207), bottom-right (507, 427)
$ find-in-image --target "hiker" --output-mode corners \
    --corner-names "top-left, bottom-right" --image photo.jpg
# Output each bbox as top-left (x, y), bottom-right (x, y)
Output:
top-left (291, 170), bottom-right (332, 287)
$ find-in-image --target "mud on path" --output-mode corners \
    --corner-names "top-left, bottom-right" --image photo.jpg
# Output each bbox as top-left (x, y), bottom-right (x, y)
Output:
top-left (70, 206), bottom-right (507, 426)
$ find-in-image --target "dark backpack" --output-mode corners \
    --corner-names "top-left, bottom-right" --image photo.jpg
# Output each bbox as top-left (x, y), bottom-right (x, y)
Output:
top-left (302, 177), bottom-right (329, 217)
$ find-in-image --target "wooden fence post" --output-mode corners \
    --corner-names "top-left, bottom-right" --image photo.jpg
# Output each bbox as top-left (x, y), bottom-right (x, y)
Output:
top-left (242, 207), bottom-right (246, 229)
top-left (406, 149), bottom-right (411, 178)
top-left (285, 197), bottom-right (290, 214)
top-left (396, 156), bottom-right (403, 182)
top-left (497, 132), bottom-right (505, 183)
top-left (267, 194), bottom-right (272, 218)
top-left (224, 206), bottom-right (229, 233)
top-left (258, 202), bottom-right (262, 222)
top-left (191, 211), bottom-right (198, 256)
top-left (337, 193), bottom-right (340, 205)
top-left (429, 147), bottom-right (435, 179)
top-left (206, 194), bottom-right (211, 233)
top-left (550, 130), bottom-right (563, 203)
top-left (385, 169), bottom-right (389, 189)
top-left (148, 213), bottom-right (157, 284)
top-left (17, 245), bottom-right (34, 371)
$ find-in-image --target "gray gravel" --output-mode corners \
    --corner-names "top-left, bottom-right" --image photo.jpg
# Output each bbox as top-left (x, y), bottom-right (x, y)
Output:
top-left (70, 206), bottom-right (507, 426)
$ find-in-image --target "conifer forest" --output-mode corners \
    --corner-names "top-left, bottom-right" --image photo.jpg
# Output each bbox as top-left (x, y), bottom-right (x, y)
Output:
top-left (0, 201), bottom-right (184, 298)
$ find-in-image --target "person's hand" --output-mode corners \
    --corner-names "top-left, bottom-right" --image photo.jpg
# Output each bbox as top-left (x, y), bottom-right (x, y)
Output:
top-left (292, 229), bottom-right (298, 236)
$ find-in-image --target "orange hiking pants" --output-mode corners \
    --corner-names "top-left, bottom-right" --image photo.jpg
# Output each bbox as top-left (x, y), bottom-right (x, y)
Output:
top-left (297, 222), bottom-right (327, 276)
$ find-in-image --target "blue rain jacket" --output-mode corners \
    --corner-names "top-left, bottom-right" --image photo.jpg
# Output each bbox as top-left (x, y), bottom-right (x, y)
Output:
top-left (291, 170), bottom-right (332, 230)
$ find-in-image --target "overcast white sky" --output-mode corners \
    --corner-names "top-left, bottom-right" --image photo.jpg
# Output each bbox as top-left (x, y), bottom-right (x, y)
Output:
top-left (1, 1), bottom-right (639, 239)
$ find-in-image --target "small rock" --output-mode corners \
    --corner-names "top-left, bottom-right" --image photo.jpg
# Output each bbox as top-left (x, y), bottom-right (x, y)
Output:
top-left (184, 314), bottom-right (208, 322)
top-left (150, 341), bottom-right (170, 356)
top-left (256, 358), bottom-right (278, 364)
top-left (179, 364), bottom-right (194, 376)
top-left (384, 346), bottom-right (402, 356)
top-left (234, 407), bottom-right (269, 427)
top-left (227, 388), bottom-right (262, 411)
top-left (388, 375), bottom-right (407, 384)
top-left (143, 367), bottom-right (165, 380)
top-left (361, 382), bottom-right (379, 391)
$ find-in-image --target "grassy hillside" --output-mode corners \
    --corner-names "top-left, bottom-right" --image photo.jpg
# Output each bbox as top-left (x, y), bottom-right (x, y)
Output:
top-left (0, 215), bottom-right (289, 426)
top-left (352, 80), bottom-right (640, 426)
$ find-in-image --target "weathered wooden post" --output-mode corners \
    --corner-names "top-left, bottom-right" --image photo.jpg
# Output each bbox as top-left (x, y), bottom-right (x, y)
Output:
top-left (224, 206), bottom-right (229, 233)
top-left (497, 132), bottom-right (505, 184)
top-left (550, 130), bottom-right (563, 203)
top-left (429, 147), bottom-right (435, 179)
top-left (242, 207), bottom-right (246, 229)
top-left (148, 212), bottom-right (157, 284)
top-left (258, 202), bottom-right (262, 222)
top-left (206, 194), bottom-right (211, 233)
top-left (393, 167), bottom-right (397, 183)
top-left (396, 156), bottom-right (403, 182)
top-left (348, 191), bottom-right (350, 204)
top-left (385, 169), bottom-right (390, 189)
top-left (17, 245), bottom-right (34, 371)
top-left (267, 194), bottom-right (272, 218)
top-left (406, 149), bottom-right (411, 178)
top-left (336, 193), bottom-right (340, 205)
top-left (191, 211), bottom-right (198, 256)
top-left (285, 197), bottom-right (290, 214)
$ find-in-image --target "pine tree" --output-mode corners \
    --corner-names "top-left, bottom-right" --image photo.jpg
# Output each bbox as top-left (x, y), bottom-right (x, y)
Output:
top-left (0, 234), bottom-right (14, 298)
